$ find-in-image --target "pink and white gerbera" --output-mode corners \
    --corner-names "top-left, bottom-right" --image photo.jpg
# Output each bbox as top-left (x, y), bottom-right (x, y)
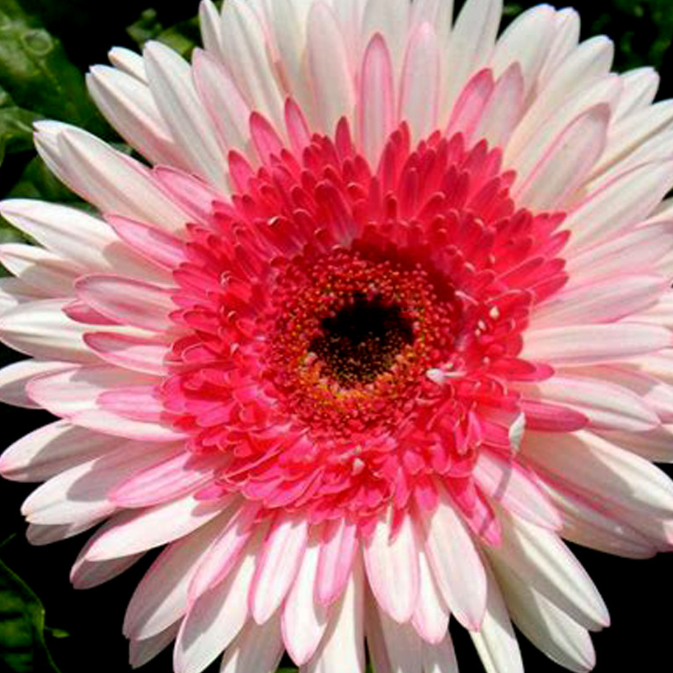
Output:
top-left (1, 0), bottom-right (673, 671)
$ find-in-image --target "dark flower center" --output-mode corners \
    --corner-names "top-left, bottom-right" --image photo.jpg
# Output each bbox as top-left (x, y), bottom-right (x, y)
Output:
top-left (309, 293), bottom-right (415, 387)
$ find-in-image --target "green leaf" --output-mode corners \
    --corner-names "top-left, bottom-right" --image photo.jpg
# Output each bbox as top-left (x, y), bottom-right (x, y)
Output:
top-left (127, 7), bottom-right (200, 59)
top-left (0, 105), bottom-right (41, 154)
top-left (0, 0), bottom-right (108, 135)
top-left (0, 554), bottom-right (62, 672)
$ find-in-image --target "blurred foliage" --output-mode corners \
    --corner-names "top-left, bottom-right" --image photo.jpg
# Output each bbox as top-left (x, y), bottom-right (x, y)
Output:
top-left (0, 539), bottom-right (65, 672)
top-left (127, 8), bottom-right (201, 58)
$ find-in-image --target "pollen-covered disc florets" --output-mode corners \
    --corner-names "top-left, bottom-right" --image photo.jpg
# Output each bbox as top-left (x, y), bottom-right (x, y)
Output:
top-left (160, 118), bottom-right (565, 529)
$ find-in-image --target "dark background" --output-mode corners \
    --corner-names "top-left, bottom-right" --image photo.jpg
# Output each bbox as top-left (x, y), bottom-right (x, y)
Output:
top-left (2, 0), bottom-right (673, 672)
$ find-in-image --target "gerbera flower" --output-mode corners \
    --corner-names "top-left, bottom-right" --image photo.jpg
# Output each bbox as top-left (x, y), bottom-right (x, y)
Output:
top-left (1, 0), bottom-right (673, 671)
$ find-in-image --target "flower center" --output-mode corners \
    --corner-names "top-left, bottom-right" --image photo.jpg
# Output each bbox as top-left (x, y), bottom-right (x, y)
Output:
top-left (310, 292), bottom-right (414, 387)
top-left (263, 250), bottom-right (456, 436)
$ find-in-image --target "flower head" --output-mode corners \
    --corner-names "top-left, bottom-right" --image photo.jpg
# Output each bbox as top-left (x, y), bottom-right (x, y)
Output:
top-left (1, 0), bottom-right (673, 671)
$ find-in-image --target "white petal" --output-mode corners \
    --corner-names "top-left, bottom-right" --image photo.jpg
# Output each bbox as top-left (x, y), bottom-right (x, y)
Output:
top-left (307, 2), bottom-right (356, 132)
top-left (250, 515), bottom-right (308, 624)
top-left (219, 615), bottom-right (284, 673)
top-left (563, 159), bottom-right (673, 253)
top-left (0, 244), bottom-right (80, 297)
top-left (399, 23), bottom-right (440, 140)
top-left (377, 610), bottom-right (422, 673)
top-left (530, 274), bottom-right (668, 327)
top-left (517, 373), bottom-right (660, 432)
top-left (282, 540), bottom-right (329, 665)
top-left (33, 123), bottom-right (188, 233)
top-left (219, 1), bottom-right (285, 128)
top-left (85, 495), bottom-right (229, 561)
top-left (474, 448), bottom-right (562, 530)
top-left (0, 299), bottom-right (99, 363)
top-left (440, 0), bottom-right (502, 117)
top-left (87, 65), bottom-right (186, 169)
top-left (469, 560), bottom-right (524, 673)
top-left (422, 498), bottom-right (486, 630)
top-left (614, 67), bottom-right (659, 120)
top-left (174, 544), bottom-right (257, 673)
top-left (491, 513), bottom-right (609, 630)
top-left (521, 323), bottom-right (671, 366)
top-left (0, 421), bottom-right (120, 482)
top-left (124, 513), bottom-right (232, 639)
top-left (0, 199), bottom-right (168, 282)
top-left (411, 550), bottom-right (449, 644)
top-left (521, 430), bottom-right (673, 521)
top-left (364, 513), bottom-right (419, 624)
top-left (0, 360), bottom-right (70, 409)
top-left (539, 479), bottom-right (657, 559)
top-left (21, 443), bottom-right (176, 526)
top-left (489, 5), bottom-right (556, 97)
top-left (492, 559), bottom-right (595, 673)
top-left (144, 42), bottom-right (227, 190)
top-left (506, 36), bottom-right (614, 160)
top-left (301, 559), bottom-right (365, 673)
top-left (513, 105), bottom-right (609, 210)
